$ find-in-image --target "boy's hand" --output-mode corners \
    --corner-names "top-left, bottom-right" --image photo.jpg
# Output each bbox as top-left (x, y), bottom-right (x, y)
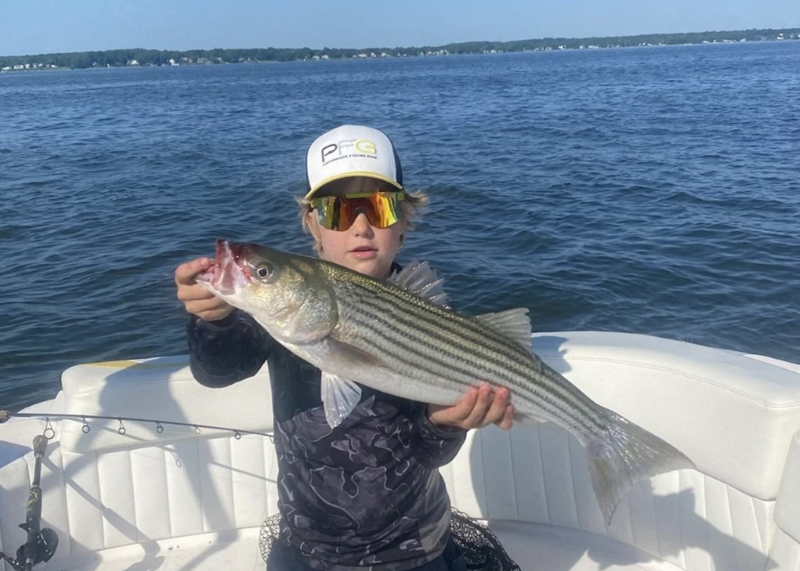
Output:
top-left (175, 258), bottom-right (234, 322)
top-left (428, 383), bottom-right (514, 431)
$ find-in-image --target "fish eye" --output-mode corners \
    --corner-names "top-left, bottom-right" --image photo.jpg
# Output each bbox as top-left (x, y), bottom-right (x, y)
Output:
top-left (255, 263), bottom-right (274, 280)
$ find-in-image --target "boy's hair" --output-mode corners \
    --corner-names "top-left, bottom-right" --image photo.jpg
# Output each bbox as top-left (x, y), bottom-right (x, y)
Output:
top-left (298, 189), bottom-right (429, 257)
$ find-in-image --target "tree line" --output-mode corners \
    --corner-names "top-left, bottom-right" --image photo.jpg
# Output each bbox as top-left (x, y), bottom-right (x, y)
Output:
top-left (2, 28), bottom-right (798, 70)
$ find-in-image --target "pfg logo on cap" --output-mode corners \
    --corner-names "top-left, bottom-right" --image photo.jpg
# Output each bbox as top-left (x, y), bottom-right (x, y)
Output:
top-left (321, 139), bottom-right (377, 164)
top-left (305, 125), bottom-right (403, 199)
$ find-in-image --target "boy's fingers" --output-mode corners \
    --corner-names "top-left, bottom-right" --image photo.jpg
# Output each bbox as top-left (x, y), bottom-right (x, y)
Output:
top-left (175, 258), bottom-right (212, 285)
top-left (428, 388), bottom-right (477, 426)
top-left (444, 387), bottom-right (479, 423)
top-left (483, 388), bottom-right (510, 426)
top-left (185, 297), bottom-right (229, 315)
top-left (496, 405), bottom-right (515, 431)
top-left (462, 383), bottom-right (493, 427)
top-left (429, 384), bottom-right (513, 429)
top-left (453, 388), bottom-right (480, 421)
top-left (197, 306), bottom-right (235, 322)
top-left (177, 283), bottom-right (216, 303)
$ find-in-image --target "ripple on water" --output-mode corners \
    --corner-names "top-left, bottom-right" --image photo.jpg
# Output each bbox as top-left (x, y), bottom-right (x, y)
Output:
top-left (1, 42), bottom-right (799, 410)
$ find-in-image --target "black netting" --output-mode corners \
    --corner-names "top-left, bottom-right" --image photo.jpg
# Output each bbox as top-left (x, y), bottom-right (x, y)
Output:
top-left (259, 513), bottom-right (282, 563)
top-left (450, 509), bottom-right (521, 571)
top-left (259, 509), bottom-right (521, 570)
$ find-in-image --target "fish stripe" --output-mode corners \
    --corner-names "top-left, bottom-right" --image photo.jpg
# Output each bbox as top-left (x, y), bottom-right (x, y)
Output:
top-left (337, 294), bottom-right (602, 434)
top-left (340, 287), bottom-right (604, 427)
top-left (347, 315), bottom-right (590, 429)
top-left (349, 281), bottom-right (532, 365)
top-left (340, 294), bottom-right (590, 428)
top-left (346, 279), bottom-right (605, 422)
top-left (348, 279), bottom-right (576, 377)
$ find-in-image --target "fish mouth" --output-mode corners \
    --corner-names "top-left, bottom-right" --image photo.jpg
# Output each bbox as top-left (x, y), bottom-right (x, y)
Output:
top-left (197, 239), bottom-right (252, 295)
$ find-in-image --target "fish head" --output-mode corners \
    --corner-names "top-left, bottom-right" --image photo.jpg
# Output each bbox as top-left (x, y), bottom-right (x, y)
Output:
top-left (197, 240), bottom-right (338, 343)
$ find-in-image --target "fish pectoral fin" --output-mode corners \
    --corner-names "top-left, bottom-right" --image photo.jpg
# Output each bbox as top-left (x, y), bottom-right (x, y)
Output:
top-left (475, 308), bottom-right (533, 350)
top-left (327, 338), bottom-right (383, 368)
top-left (321, 372), bottom-right (362, 428)
top-left (389, 260), bottom-right (449, 306)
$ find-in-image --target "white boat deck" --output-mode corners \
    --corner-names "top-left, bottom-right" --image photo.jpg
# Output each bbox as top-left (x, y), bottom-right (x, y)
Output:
top-left (1, 332), bottom-right (799, 571)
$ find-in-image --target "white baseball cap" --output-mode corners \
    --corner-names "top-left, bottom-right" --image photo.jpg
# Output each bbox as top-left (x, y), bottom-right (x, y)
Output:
top-left (305, 125), bottom-right (403, 200)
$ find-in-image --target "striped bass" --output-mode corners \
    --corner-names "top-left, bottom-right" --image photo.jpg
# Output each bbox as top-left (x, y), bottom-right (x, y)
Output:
top-left (198, 239), bottom-right (694, 524)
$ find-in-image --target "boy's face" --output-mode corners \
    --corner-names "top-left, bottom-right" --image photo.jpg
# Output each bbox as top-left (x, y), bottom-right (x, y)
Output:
top-left (307, 177), bottom-right (405, 279)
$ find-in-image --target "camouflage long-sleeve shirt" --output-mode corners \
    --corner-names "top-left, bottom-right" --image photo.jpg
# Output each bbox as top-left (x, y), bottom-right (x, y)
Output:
top-left (188, 307), bottom-right (467, 570)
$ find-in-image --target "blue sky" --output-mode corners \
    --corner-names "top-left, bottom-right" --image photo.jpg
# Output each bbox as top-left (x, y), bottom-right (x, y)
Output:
top-left (3, 0), bottom-right (799, 56)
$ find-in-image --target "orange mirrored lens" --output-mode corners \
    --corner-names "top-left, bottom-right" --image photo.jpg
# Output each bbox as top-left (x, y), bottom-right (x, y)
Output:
top-left (312, 192), bottom-right (403, 231)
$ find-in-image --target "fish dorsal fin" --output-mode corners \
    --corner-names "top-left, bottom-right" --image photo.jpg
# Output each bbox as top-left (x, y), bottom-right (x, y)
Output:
top-left (475, 308), bottom-right (533, 351)
top-left (321, 372), bottom-right (362, 428)
top-left (389, 261), bottom-right (448, 306)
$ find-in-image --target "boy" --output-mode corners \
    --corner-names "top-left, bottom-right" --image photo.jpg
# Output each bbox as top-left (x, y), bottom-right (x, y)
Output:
top-left (175, 125), bottom-right (514, 570)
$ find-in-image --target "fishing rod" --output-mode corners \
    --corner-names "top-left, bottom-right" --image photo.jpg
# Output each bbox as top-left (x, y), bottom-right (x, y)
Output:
top-left (0, 411), bottom-right (274, 441)
top-left (0, 435), bottom-right (59, 571)
top-left (0, 413), bottom-right (271, 568)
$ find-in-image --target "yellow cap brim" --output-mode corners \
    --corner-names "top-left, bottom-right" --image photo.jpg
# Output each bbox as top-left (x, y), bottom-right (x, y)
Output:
top-left (304, 172), bottom-right (403, 201)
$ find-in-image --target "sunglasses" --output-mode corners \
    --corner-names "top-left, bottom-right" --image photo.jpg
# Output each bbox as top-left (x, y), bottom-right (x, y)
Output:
top-left (311, 191), bottom-right (404, 231)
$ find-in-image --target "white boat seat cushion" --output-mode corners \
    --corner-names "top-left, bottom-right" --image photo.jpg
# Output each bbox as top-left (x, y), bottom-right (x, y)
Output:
top-left (3, 332), bottom-right (800, 571)
top-left (56, 356), bottom-right (273, 454)
top-left (441, 427), bottom-right (776, 571)
top-left (533, 332), bottom-right (800, 501)
top-left (775, 430), bottom-right (800, 543)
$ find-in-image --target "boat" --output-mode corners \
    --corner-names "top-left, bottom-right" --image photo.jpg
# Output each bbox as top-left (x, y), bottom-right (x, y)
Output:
top-left (1, 331), bottom-right (798, 570)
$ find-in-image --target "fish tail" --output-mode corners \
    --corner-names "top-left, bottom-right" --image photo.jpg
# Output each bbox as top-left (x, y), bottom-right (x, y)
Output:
top-left (585, 410), bottom-right (695, 525)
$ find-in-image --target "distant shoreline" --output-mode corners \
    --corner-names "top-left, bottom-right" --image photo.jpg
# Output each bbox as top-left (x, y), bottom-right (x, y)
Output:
top-left (2, 28), bottom-right (798, 72)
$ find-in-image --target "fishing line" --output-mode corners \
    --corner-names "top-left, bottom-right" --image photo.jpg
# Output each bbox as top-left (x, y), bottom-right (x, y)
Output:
top-left (0, 411), bottom-right (274, 442)
top-left (0, 412), bottom-right (274, 568)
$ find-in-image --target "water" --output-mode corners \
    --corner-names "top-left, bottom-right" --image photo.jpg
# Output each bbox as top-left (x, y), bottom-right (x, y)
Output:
top-left (1, 42), bottom-right (798, 411)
